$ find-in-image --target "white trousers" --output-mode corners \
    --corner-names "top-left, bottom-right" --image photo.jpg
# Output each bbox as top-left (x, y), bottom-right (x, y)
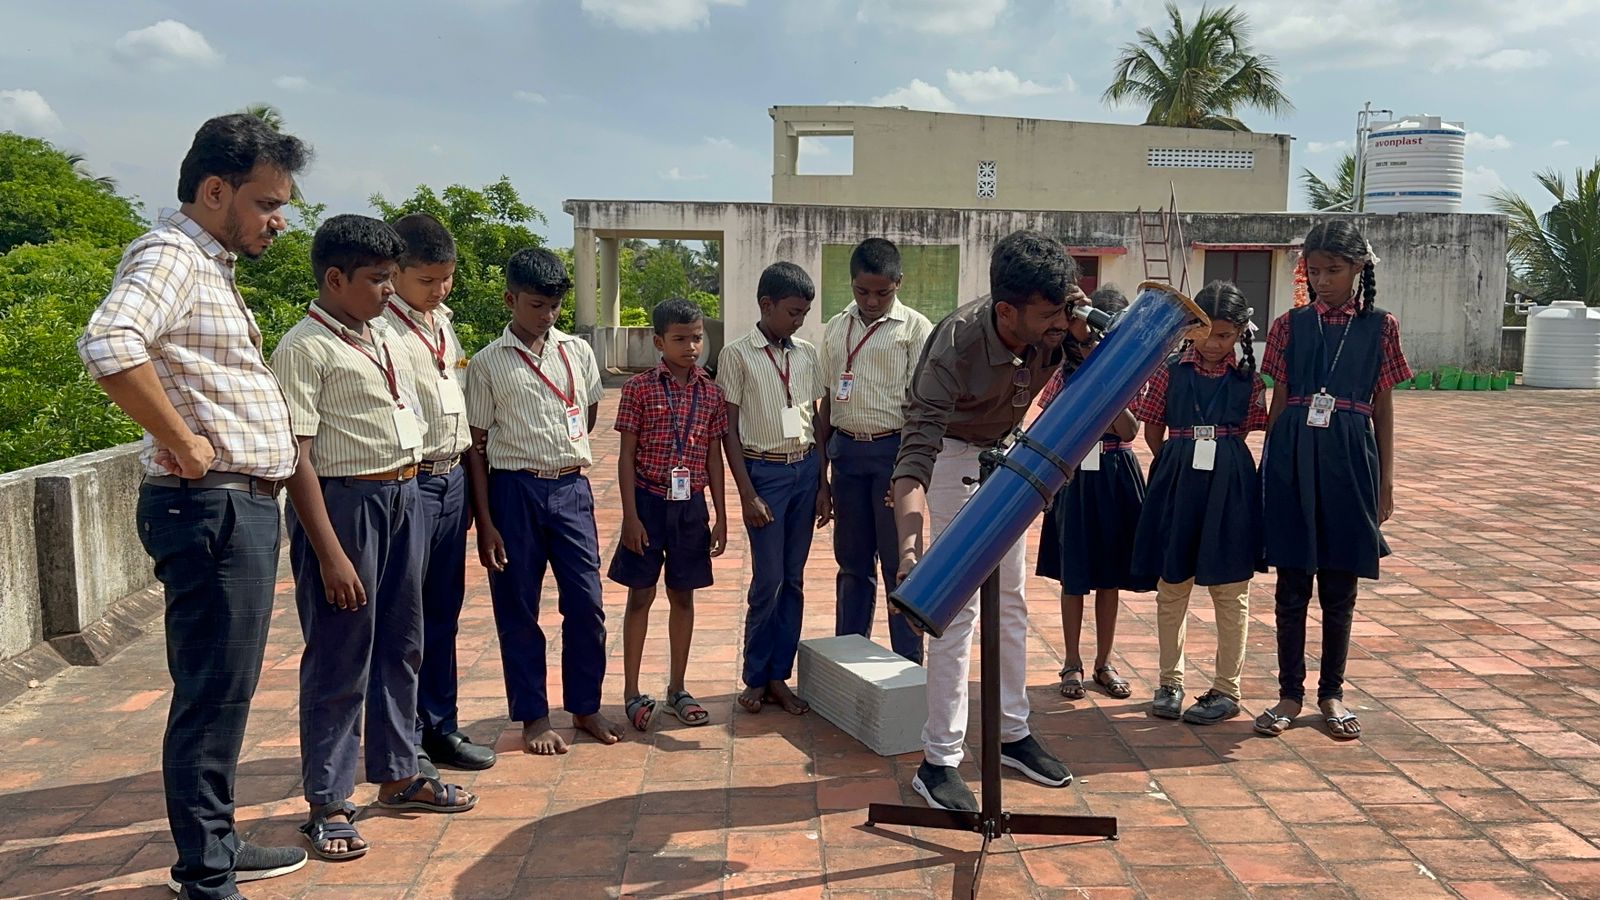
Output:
top-left (921, 440), bottom-right (1031, 767)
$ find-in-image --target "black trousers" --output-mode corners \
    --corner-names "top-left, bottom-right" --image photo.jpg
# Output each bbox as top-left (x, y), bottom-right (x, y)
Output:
top-left (1274, 567), bottom-right (1358, 703)
top-left (138, 484), bottom-right (280, 900)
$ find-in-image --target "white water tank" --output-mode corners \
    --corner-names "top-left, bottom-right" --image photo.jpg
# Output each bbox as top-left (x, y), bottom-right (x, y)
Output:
top-left (1523, 301), bottom-right (1600, 388)
top-left (1363, 115), bottom-right (1466, 213)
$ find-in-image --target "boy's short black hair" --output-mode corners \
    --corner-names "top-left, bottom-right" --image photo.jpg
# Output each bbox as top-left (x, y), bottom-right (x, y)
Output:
top-left (757, 261), bottom-right (814, 303)
top-left (506, 247), bottom-right (573, 298)
top-left (177, 113), bottom-right (311, 203)
top-left (310, 214), bottom-right (405, 288)
top-left (989, 231), bottom-right (1078, 307)
top-left (652, 296), bottom-right (704, 335)
top-left (1090, 285), bottom-right (1129, 315)
top-left (850, 237), bottom-right (903, 282)
top-left (392, 212), bottom-right (457, 267)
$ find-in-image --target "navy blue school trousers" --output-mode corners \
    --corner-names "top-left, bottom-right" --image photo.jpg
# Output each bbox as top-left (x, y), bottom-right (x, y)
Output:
top-left (487, 470), bottom-right (607, 722)
top-left (414, 465), bottom-right (471, 740)
top-left (137, 483), bottom-right (279, 900)
top-left (827, 432), bottom-right (922, 663)
top-left (287, 477), bottom-right (425, 806)
top-left (742, 452), bottom-right (820, 688)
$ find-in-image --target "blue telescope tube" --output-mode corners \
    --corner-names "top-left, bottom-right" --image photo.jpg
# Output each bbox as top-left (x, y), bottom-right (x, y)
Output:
top-left (888, 281), bottom-right (1209, 639)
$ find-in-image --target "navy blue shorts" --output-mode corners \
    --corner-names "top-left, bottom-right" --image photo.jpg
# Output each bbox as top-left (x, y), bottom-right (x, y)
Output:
top-left (606, 485), bottom-right (714, 591)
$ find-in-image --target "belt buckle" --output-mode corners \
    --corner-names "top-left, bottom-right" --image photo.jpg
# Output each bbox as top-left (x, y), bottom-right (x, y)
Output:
top-left (852, 430), bottom-right (870, 442)
top-left (535, 468), bottom-right (557, 480)
top-left (786, 450), bottom-right (805, 465)
top-left (1193, 425), bottom-right (1216, 441)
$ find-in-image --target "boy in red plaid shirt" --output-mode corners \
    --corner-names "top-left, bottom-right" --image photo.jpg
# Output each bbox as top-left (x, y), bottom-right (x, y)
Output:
top-left (608, 297), bottom-right (729, 731)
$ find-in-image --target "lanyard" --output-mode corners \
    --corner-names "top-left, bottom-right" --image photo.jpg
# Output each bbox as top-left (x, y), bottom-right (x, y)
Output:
top-left (843, 316), bottom-right (887, 373)
top-left (762, 344), bottom-right (793, 406)
top-left (1193, 367), bottom-right (1232, 426)
top-left (513, 341), bottom-right (577, 407)
top-left (1315, 311), bottom-right (1355, 393)
top-left (387, 302), bottom-right (448, 373)
top-left (661, 371), bottom-right (702, 462)
top-left (308, 309), bottom-right (400, 403)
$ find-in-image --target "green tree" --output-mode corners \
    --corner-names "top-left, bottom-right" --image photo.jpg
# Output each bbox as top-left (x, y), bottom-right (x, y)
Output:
top-left (638, 245), bottom-right (691, 309)
top-left (1301, 151), bottom-right (1357, 210)
top-left (234, 201), bottom-right (322, 354)
top-left (241, 103), bottom-right (286, 132)
top-left (0, 133), bottom-right (145, 254)
top-left (1489, 163), bottom-right (1600, 305)
top-left (1102, 3), bottom-right (1292, 131)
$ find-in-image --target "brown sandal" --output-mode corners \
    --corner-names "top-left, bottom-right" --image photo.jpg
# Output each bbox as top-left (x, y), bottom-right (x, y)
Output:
top-left (1094, 665), bottom-right (1132, 699)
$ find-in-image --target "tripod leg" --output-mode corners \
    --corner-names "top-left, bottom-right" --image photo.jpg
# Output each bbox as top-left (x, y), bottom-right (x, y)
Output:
top-left (970, 830), bottom-right (992, 900)
top-left (979, 566), bottom-right (1001, 822)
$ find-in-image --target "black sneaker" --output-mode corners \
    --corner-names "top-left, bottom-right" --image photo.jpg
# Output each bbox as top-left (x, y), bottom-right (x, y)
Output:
top-left (911, 761), bottom-right (978, 812)
top-left (168, 842), bottom-right (307, 893)
top-left (423, 730), bottom-right (498, 771)
top-left (1182, 690), bottom-right (1241, 725)
top-left (999, 734), bottom-right (1072, 787)
top-left (1152, 684), bottom-right (1185, 719)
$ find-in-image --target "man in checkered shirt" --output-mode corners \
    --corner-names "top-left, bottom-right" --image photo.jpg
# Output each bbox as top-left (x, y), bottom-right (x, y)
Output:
top-left (78, 114), bottom-right (312, 900)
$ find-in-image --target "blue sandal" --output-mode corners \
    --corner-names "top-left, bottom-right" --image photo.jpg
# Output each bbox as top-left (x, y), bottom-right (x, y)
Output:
top-left (376, 775), bottom-right (477, 813)
top-left (300, 801), bottom-right (367, 861)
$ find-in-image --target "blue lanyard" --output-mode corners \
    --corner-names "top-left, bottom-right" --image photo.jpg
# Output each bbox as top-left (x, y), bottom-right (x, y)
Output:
top-left (1192, 367), bottom-right (1231, 426)
top-left (1315, 312), bottom-right (1354, 393)
top-left (661, 372), bottom-right (702, 462)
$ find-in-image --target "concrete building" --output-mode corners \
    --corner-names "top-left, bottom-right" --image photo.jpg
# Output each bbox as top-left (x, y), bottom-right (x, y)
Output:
top-left (770, 105), bottom-right (1292, 214)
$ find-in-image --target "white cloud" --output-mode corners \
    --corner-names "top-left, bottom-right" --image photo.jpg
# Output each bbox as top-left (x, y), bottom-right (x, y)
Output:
top-left (798, 138), bottom-right (830, 156)
top-left (273, 75), bottom-right (311, 91)
top-left (1463, 164), bottom-right (1506, 199)
top-left (1479, 48), bottom-right (1552, 71)
top-left (945, 67), bottom-right (1065, 103)
top-left (512, 90), bottom-right (548, 104)
top-left (0, 89), bottom-right (63, 134)
top-left (660, 167), bottom-right (709, 181)
top-left (703, 136), bottom-right (735, 150)
top-left (113, 20), bottom-right (221, 68)
top-left (1307, 139), bottom-right (1350, 154)
top-left (1553, 139), bottom-right (1571, 148)
top-left (858, 0), bottom-right (1009, 35)
top-left (871, 79), bottom-right (956, 112)
top-left (581, 0), bottom-right (744, 31)
top-left (1467, 132), bottom-right (1513, 151)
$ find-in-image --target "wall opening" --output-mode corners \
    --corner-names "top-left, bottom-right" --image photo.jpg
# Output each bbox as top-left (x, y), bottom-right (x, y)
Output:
top-left (797, 134), bottom-right (854, 175)
top-left (821, 243), bottom-right (959, 320)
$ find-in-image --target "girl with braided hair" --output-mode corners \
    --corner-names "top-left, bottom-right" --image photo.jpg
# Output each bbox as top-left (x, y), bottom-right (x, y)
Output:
top-left (1255, 220), bottom-right (1413, 741)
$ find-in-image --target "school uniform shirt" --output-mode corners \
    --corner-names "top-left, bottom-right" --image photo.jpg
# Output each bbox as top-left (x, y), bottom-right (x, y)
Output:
top-left (820, 299), bottom-right (934, 436)
top-left (1132, 346), bottom-right (1269, 432)
top-left (1260, 298), bottom-right (1412, 393)
top-left (465, 325), bottom-right (604, 473)
top-left (270, 305), bottom-right (427, 478)
top-left (614, 363), bottom-right (728, 496)
top-left (381, 301), bottom-right (471, 462)
top-left (78, 209), bottom-right (298, 480)
top-left (716, 326), bottom-right (827, 455)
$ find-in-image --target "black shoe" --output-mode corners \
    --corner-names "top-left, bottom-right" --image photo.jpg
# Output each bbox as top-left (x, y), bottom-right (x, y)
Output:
top-left (911, 761), bottom-right (978, 812)
top-left (417, 748), bottom-right (441, 780)
top-left (168, 842), bottom-right (307, 893)
top-left (1152, 684), bottom-right (1185, 719)
top-left (1182, 690), bottom-right (1241, 725)
top-left (999, 734), bottom-right (1073, 787)
top-left (423, 730), bottom-right (498, 770)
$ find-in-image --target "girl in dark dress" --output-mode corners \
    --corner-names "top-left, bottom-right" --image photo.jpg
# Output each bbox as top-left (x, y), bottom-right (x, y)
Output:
top-left (1035, 287), bottom-right (1152, 701)
top-left (1130, 282), bottom-right (1268, 726)
top-left (1255, 222), bottom-right (1412, 741)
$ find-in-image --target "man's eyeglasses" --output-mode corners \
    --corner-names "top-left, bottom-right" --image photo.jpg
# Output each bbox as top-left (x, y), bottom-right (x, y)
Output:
top-left (1011, 366), bottom-right (1032, 408)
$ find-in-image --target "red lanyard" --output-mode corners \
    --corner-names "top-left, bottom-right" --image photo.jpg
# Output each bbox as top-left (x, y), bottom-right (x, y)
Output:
top-left (308, 309), bottom-right (401, 403)
top-left (843, 316), bottom-right (887, 373)
top-left (387, 302), bottom-right (447, 373)
top-left (513, 342), bottom-right (577, 407)
top-left (762, 344), bottom-right (792, 406)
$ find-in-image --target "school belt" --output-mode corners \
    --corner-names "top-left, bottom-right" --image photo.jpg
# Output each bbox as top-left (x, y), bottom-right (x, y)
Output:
top-left (144, 472), bottom-right (284, 498)
top-left (743, 447), bottom-right (815, 465)
top-left (1286, 395), bottom-right (1375, 417)
top-left (519, 465), bottom-right (584, 480)
top-left (348, 464), bottom-right (420, 483)
top-left (636, 473), bottom-right (700, 499)
top-left (1099, 438), bottom-right (1134, 452)
top-left (837, 428), bottom-right (898, 442)
top-left (1165, 426), bottom-right (1248, 439)
top-left (419, 454), bottom-right (461, 477)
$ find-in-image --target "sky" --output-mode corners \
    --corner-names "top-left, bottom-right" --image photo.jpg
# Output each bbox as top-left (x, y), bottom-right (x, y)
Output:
top-left (2, 0), bottom-right (1596, 243)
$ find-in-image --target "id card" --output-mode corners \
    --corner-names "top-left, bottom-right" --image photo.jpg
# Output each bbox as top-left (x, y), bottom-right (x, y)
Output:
top-left (1079, 441), bottom-right (1101, 472)
top-left (1191, 437), bottom-right (1217, 471)
top-left (780, 406), bottom-right (805, 439)
top-left (437, 374), bottom-right (467, 416)
top-left (835, 372), bottom-right (854, 403)
top-left (393, 405), bottom-right (423, 450)
top-left (669, 466), bottom-right (691, 501)
top-left (1307, 391), bottom-right (1335, 428)
top-left (566, 405), bottom-right (586, 441)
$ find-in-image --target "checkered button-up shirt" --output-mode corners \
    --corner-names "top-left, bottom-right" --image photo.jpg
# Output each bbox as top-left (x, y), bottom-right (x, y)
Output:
top-left (1132, 346), bottom-right (1269, 433)
top-left (78, 209), bottom-right (297, 480)
top-left (1261, 300), bottom-right (1412, 394)
top-left (615, 363), bottom-right (728, 496)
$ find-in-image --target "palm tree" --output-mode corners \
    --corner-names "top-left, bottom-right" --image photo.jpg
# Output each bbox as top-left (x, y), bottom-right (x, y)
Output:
top-left (240, 103), bottom-right (285, 132)
top-left (1301, 152), bottom-right (1356, 210)
top-left (1489, 163), bottom-right (1600, 305)
top-left (63, 151), bottom-right (119, 190)
top-left (1102, 3), bottom-right (1292, 131)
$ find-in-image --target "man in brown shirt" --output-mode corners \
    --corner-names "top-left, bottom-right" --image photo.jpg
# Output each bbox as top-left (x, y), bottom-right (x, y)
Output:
top-left (891, 230), bottom-right (1088, 812)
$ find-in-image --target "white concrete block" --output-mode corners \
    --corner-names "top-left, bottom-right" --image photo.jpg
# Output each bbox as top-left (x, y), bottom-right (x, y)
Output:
top-left (797, 635), bottom-right (926, 757)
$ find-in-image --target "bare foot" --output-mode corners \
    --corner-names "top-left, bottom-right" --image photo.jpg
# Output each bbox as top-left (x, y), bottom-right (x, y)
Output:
top-left (738, 686), bottom-right (764, 713)
top-left (764, 680), bottom-right (809, 715)
top-left (522, 718), bottom-right (569, 755)
top-left (575, 712), bottom-right (623, 745)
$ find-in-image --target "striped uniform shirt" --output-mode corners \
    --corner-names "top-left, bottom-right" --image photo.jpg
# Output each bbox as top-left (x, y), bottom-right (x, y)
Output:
top-left (821, 298), bottom-right (934, 436)
top-left (381, 300), bottom-right (471, 461)
top-left (716, 326), bottom-right (827, 455)
top-left (270, 306), bottom-right (428, 478)
top-left (465, 325), bottom-right (604, 472)
top-left (77, 209), bottom-right (297, 480)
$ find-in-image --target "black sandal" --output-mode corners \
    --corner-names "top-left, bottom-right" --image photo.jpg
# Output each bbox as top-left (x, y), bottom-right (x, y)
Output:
top-left (300, 801), bottom-right (366, 861)
top-left (376, 776), bottom-right (476, 813)
top-left (1094, 665), bottom-right (1132, 699)
top-left (1059, 665), bottom-right (1086, 699)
